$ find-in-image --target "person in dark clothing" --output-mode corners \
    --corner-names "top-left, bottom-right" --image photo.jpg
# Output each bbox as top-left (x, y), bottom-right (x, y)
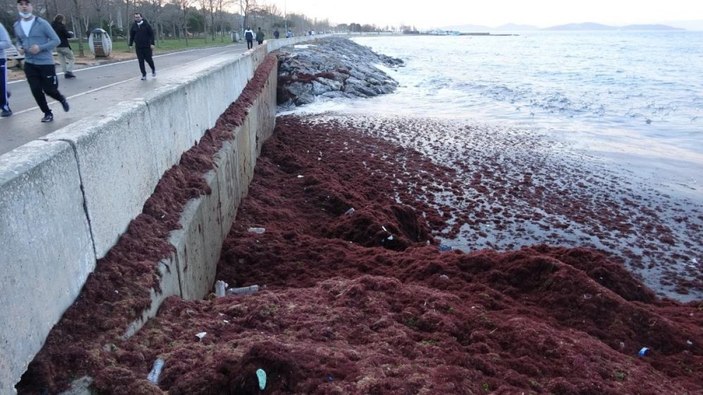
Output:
top-left (244, 27), bottom-right (254, 49)
top-left (129, 12), bottom-right (156, 80)
top-left (51, 14), bottom-right (75, 78)
top-left (255, 27), bottom-right (264, 45)
top-left (273, 29), bottom-right (279, 39)
top-left (14, 0), bottom-right (70, 123)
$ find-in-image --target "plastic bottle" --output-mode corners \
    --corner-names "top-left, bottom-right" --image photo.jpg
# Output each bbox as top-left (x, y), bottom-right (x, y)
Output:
top-left (147, 358), bottom-right (165, 384)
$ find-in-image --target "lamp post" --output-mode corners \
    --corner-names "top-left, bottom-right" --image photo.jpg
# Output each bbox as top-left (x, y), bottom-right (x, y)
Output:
top-left (284, 0), bottom-right (287, 34)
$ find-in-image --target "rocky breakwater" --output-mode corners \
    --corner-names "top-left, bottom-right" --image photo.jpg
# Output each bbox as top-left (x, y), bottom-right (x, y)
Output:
top-left (276, 36), bottom-right (404, 106)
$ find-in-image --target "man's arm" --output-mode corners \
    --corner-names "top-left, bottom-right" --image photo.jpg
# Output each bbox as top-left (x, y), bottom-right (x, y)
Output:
top-left (39, 19), bottom-right (60, 51)
top-left (128, 24), bottom-right (134, 46)
top-left (0, 24), bottom-right (11, 51)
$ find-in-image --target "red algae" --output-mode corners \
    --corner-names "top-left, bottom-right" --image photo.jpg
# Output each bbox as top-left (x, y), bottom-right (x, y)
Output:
top-left (16, 89), bottom-right (703, 392)
top-left (15, 54), bottom-right (278, 395)
top-left (21, 115), bottom-right (701, 394)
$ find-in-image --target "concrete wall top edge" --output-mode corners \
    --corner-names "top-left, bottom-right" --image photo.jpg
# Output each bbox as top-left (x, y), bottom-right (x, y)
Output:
top-left (0, 140), bottom-right (73, 184)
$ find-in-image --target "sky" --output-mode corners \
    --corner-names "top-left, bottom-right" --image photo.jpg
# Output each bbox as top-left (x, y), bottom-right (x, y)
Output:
top-left (261, 0), bottom-right (703, 29)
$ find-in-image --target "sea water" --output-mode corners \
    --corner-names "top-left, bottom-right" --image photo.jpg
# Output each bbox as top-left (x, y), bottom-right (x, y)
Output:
top-left (289, 32), bottom-right (703, 197)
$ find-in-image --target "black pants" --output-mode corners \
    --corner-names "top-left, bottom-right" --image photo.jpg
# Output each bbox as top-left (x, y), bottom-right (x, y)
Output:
top-left (135, 46), bottom-right (155, 76)
top-left (23, 62), bottom-right (65, 115)
top-left (0, 59), bottom-right (9, 112)
top-left (246, 39), bottom-right (253, 49)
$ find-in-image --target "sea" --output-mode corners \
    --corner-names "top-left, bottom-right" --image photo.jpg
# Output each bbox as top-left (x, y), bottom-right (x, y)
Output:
top-left (282, 32), bottom-right (703, 300)
top-left (289, 32), bottom-right (703, 195)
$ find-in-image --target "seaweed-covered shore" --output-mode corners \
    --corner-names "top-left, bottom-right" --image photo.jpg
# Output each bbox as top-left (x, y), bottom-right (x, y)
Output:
top-left (15, 40), bottom-right (703, 394)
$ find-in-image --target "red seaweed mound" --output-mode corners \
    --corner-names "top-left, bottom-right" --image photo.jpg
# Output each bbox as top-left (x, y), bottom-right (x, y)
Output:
top-left (16, 112), bottom-right (703, 393)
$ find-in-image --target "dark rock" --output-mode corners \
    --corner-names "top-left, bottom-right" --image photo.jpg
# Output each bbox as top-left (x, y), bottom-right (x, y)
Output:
top-left (276, 37), bottom-right (404, 107)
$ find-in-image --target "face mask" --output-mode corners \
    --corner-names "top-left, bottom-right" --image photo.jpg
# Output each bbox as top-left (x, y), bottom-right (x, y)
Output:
top-left (19, 11), bottom-right (32, 18)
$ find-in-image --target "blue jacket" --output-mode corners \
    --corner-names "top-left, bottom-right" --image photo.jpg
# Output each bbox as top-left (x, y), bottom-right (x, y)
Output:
top-left (0, 23), bottom-right (12, 59)
top-left (13, 16), bottom-right (60, 65)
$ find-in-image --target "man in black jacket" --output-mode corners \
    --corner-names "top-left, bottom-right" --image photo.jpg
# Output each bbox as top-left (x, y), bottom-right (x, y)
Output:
top-left (129, 12), bottom-right (156, 80)
top-left (51, 14), bottom-right (75, 78)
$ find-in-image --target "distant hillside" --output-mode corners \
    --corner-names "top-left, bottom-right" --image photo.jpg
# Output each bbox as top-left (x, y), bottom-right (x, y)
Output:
top-left (545, 22), bottom-right (683, 31)
top-left (496, 23), bottom-right (539, 31)
top-left (621, 24), bottom-right (685, 31)
top-left (545, 22), bottom-right (613, 30)
top-left (439, 21), bottom-right (691, 33)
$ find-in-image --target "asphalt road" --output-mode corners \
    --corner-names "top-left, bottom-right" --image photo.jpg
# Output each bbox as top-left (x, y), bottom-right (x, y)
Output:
top-left (1, 42), bottom-right (250, 155)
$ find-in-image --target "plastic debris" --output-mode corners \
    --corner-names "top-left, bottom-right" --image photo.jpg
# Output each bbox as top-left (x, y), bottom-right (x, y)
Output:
top-left (297, 174), bottom-right (304, 178)
top-left (214, 280), bottom-right (228, 297)
top-left (439, 274), bottom-right (449, 281)
top-left (248, 227), bottom-right (266, 234)
top-left (195, 332), bottom-right (207, 341)
top-left (256, 368), bottom-right (267, 390)
top-left (438, 243), bottom-right (452, 252)
top-left (638, 347), bottom-right (650, 357)
top-left (147, 358), bottom-right (165, 384)
top-left (344, 208), bottom-right (355, 215)
top-left (326, 374), bottom-right (334, 382)
top-left (227, 285), bottom-right (260, 296)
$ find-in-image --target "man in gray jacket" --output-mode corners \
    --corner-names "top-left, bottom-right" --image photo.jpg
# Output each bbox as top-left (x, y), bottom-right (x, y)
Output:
top-left (14, 0), bottom-right (69, 122)
top-left (0, 22), bottom-right (12, 117)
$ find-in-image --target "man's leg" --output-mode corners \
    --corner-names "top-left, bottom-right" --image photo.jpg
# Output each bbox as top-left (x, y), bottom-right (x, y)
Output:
top-left (136, 47), bottom-right (147, 77)
top-left (23, 63), bottom-right (52, 115)
top-left (0, 59), bottom-right (11, 116)
top-left (144, 47), bottom-right (155, 74)
top-left (65, 48), bottom-right (75, 74)
top-left (38, 64), bottom-right (66, 103)
top-left (56, 48), bottom-right (68, 73)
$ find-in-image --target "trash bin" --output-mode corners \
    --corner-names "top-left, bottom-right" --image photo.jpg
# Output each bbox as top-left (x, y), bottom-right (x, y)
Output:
top-left (88, 28), bottom-right (112, 57)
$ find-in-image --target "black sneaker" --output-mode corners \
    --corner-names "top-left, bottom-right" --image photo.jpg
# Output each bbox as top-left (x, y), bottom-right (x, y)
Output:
top-left (60, 99), bottom-right (70, 112)
top-left (65, 72), bottom-right (76, 79)
top-left (1, 109), bottom-right (12, 118)
top-left (41, 113), bottom-right (54, 123)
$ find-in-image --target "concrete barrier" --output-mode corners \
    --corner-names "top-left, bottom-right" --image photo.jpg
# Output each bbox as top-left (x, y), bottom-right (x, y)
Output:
top-left (0, 141), bottom-right (96, 394)
top-left (0, 35), bottom-right (323, 394)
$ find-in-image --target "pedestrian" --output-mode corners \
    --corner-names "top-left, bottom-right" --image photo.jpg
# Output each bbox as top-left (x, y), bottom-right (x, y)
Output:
top-left (129, 12), bottom-right (156, 81)
top-left (273, 29), bottom-right (279, 39)
top-left (244, 27), bottom-right (254, 49)
top-left (14, 0), bottom-right (70, 123)
top-left (51, 14), bottom-right (75, 79)
top-left (286, 30), bottom-right (292, 38)
top-left (256, 27), bottom-right (264, 45)
top-left (0, 22), bottom-right (13, 117)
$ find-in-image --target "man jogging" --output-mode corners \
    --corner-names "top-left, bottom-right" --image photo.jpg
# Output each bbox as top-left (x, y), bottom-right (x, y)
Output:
top-left (14, 0), bottom-right (70, 123)
top-left (129, 12), bottom-right (156, 81)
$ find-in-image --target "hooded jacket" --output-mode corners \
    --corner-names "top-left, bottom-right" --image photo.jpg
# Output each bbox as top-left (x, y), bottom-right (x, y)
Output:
top-left (129, 19), bottom-right (155, 48)
top-left (51, 20), bottom-right (72, 49)
top-left (13, 16), bottom-right (60, 65)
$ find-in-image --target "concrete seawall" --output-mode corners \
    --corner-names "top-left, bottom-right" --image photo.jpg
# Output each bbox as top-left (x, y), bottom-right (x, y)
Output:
top-left (0, 35), bottom-right (318, 394)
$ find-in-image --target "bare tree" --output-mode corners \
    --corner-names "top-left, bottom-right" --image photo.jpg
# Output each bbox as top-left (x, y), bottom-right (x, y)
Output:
top-left (172, 0), bottom-right (194, 44)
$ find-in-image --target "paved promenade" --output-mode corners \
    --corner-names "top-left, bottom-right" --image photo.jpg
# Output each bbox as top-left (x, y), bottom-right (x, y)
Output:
top-left (1, 42), bottom-right (250, 155)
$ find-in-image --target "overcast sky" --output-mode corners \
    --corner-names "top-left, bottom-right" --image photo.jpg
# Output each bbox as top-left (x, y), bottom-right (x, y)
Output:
top-left (262, 0), bottom-right (703, 29)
